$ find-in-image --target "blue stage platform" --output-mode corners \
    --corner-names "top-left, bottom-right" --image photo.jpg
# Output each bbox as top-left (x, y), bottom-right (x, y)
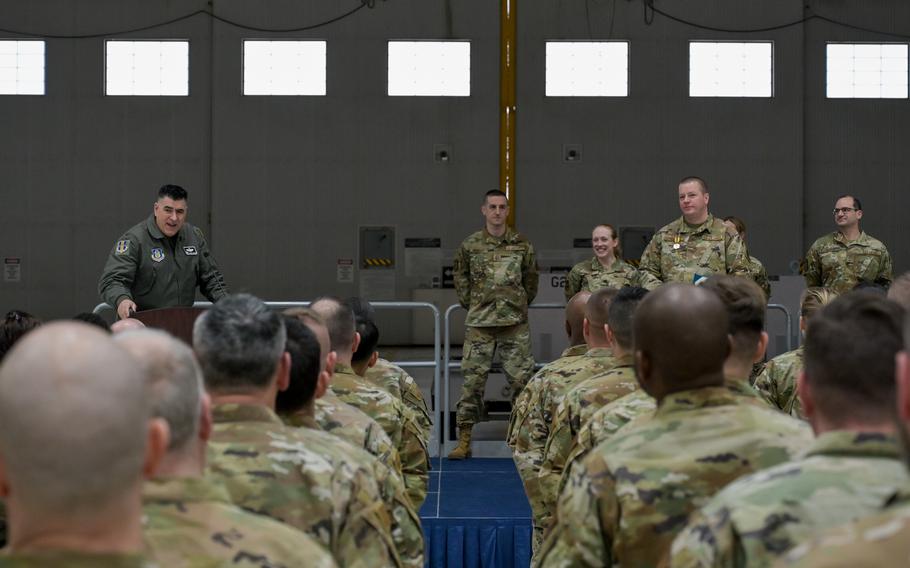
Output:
top-left (420, 458), bottom-right (532, 568)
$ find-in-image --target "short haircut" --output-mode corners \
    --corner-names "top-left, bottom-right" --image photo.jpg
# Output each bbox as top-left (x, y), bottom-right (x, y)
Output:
top-left (346, 297), bottom-right (376, 325)
top-left (1, 310), bottom-right (41, 362)
top-left (193, 294), bottom-right (286, 393)
top-left (607, 287), bottom-right (649, 350)
top-left (283, 307), bottom-right (324, 327)
top-left (722, 216), bottom-right (746, 236)
top-left (804, 293), bottom-right (904, 425)
top-left (701, 276), bottom-right (766, 357)
top-left (585, 287), bottom-right (620, 328)
top-left (310, 296), bottom-right (355, 352)
top-left (800, 287), bottom-right (836, 319)
top-left (852, 281), bottom-right (888, 296)
top-left (72, 312), bottom-right (111, 332)
top-left (835, 194), bottom-right (861, 211)
top-left (887, 272), bottom-right (910, 311)
top-left (0, 323), bottom-right (148, 517)
top-left (679, 176), bottom-right (708, 193)
top-left (158, 184), bottom-right (188, 201)
top-left (352, 319), bottom-right (379, 364)
top-left (116, 329), bottom-right (202, 452)
top-left (484, 189), bottom-right (507, 204)
top-left (275, 316), bottom-right (322, 414)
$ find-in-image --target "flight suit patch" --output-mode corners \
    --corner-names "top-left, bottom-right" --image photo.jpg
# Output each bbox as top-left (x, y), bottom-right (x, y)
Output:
top-left (115, 240), bottom-right (130, 255)
top-left (183, 246), bottom-right (198, 256)
top-left (150, 248), bottom-right (165, 263)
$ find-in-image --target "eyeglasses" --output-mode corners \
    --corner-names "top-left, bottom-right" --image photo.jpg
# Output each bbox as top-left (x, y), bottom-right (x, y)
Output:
top-left (833, 207), bottom-right (857, 215)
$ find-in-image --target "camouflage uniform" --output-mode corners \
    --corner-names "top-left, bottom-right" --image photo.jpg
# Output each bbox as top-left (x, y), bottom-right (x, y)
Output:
top-left (143, 476), bottom-right (337, 568)
top-left (206, 403), bottom-right (399, 568)
top-left (748, 255), bottom-right (772, 299)
top-left (454, 227), bottom-right (538, 429)
top-left (509, 347), bottom-right (617, 550)
top-left (98, 215), bottom-right (228, 311)
top-left (754, 347), bottom-right (805, 419)
top-left (366, 358), bottom-right (432, 445)
top-left (638, 214), bottom-right (751, 288)
top-left (564, 257), bottom-right (641, 301)
top-left (332, 363), bottom-right (430, 510)
top-left (536, 355), bottom-right (638, 540)
top-left (669, 431), bottom-right (909, 568)
top-left (803, 231), bottom-right (893, 294)
top-left (283, 398), bottom-right (425, 568)
top-left (0, 552), bottom-right (155, 567)
top-left (507, 344), bottom-right (588, 447)
top-left (779, 490), bottom-right (910, 567)
top-left (534, 386), bottom-right (811, 568)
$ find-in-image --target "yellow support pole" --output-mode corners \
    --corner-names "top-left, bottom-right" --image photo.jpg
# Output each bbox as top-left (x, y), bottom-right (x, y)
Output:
top-left (500, 0), bottom-right (517, 227)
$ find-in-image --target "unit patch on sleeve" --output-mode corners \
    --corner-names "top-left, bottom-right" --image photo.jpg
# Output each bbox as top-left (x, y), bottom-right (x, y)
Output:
top-left (115, 240), bottom-right (130, 255)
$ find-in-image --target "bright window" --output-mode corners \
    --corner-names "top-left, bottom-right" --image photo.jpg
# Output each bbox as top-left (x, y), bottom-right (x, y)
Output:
top-left (545, 41), bottom-right (629, 97)
top-left (105, 40), bottom-right (189, 96)
top-left (0, 40), bottom-right (45, 95)
top-left (387, 41), bottom-right (470, 97)
top-left (243, 40), bottom-right (326, 96)
top-left (689, 41), bottom-right (773, 98)
top-left (827, 43), bottom-right (908, 99)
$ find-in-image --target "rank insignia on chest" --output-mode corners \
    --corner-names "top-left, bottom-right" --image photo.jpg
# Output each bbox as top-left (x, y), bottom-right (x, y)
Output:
top-left (150, 248), bottom-right (165, 263)
top-left (183, 245), bottom-right (198, 256)
top-left (115, 240), bottom-right (130, 255)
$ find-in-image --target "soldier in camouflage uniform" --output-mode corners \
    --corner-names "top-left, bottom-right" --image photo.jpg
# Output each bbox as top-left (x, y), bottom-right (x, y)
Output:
top-left (98, 184), bottom-right (228, 320)
top-left (194, 294), bottom-right (399, 568)
top-left (534, 284), bottom-right (811, 568)
top-left (312, 297), bottom-right (430, 509)
top-left (723, 216), bottom-right (772, 299)
top-left (564, 225), bottom-right (642, 300)
top-left (803, 195), bottom-right (893, 294)
top-left (510, 289), bottom-right (619, 549)
top-left (451, 189), bottom-right (539, 459)
top-left (755, 287), bottom-right (836, 419)
top-left (367, 358), bottom-right (432, 444)
top-left (639, 177), bottom-right (751, 288)
top-left (275, 314), bottom-right (424, 568)
top-left (0, 323), bottom-right (160, 565)
top-left (536, 288), bottom-right (650, 537)
top-left (114, 329), bottom-right (338, 568)
top-left (669, 290), bottom-right (909, 567)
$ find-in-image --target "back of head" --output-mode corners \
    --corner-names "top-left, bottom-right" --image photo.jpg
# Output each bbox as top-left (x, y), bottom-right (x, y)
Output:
top-left (0, 310), bottom-right (41, 363)
top-left (115, 329), bottom-right (202, 453)
top-left (193, 293), bottom-right (286, 394)
top-left (607, 287), bottom-right (649, 351)
top-left (346, 297), bottom-right (376, 325)
top-left (634, 284), bottom-right (729, 390)
top-left (800, 287), bottom-right (837, 320)
top-left (585, 287), bottom-right (619, 332)
top-left (888, 272), bottom-right (910, 310)
top-left (0, 322), bottom-right (148, 517)
top-left (701, 276), bottom-right (765, 360)
top-left (72, 312), bottom-right (111, 332)
top-left (158, 184), bottom-right (188, 201)
top-left (852, 280), bottom-right (888, 296)
top-left (310, 296), bottom-right (355, 354)
top-left (566, 290), bottom-right (592, 342)
top-left (804, 292), bottom-right (904, 427)
top-left (352, 319), bottom-right (379, 364)
top-left (276, 316), bottom-right (322, 414)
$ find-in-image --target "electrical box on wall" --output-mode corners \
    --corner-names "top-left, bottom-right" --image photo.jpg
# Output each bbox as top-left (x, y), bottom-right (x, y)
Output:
top-left (360, 226), bottom-right (396, 269)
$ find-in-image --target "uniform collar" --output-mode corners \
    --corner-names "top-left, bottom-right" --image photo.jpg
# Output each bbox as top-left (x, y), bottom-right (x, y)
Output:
top-left (211, 403), bottom-right (283, 425)
top-left (583, 346), bottom-right (614, 359)
top-left (803, 430), bottom-right (901, 460)
top-left (333, 362), bottom-right (358, 377)
top-left (722, 376), bottom-right (759, 398)
top-left (657, 385), bottom-right (736, 414)
top-left (282, 407), bottom-right (318, 430)
top-left (589, 256), bottom-right (622, 271)
top-left (609, 353), bottom-right (635, 368)
top-left (145, 215), bottom-right (187, 243)
top-left (482, 226), bottom-right (516, 243)
top-left (561, 344), bottom-right (588, 358)
top-left (833, 230), bottom-right (870, 245)
top-left (676, 213), bottom-right (716, 235)
top-left (142, 476), bottom-right (231, 506)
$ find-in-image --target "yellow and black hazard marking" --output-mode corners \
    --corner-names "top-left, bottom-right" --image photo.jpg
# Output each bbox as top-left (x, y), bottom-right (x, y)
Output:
top-left (363, 257), bottom-right (394, 268)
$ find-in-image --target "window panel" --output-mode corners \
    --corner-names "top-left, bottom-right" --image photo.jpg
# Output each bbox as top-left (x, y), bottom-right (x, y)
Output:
top-left (0, 40), bottom-right (45, 95)
top-left (826, 43), bottom-right (908, 99)
top-left (105, 40), bottom-right (189, 96)
top-left (387, 41), bottom-right (470, 97)
top-left (242, 40), bottom-right (326, 96)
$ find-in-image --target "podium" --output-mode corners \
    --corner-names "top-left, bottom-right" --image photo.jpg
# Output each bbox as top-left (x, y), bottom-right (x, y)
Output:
top-left (133, 306), bottom-right (208, 345)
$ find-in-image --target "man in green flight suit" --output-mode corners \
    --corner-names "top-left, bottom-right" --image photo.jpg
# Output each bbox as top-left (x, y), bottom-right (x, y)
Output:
top-left (450, 189), bottom-right (539, 459)
top-left (98, 184), bottom-right (228, 320)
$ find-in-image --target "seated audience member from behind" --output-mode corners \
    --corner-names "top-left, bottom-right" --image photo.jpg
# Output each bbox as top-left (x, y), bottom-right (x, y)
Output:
top-left (72, 311), bottom-right (111, 332)
top-left (115, 328), bottom-right (336, 567)
top-left (0, 322), bottom-right (165, 565)
top-left (802, 195), bottom-right (893, 294)
top-left (533, 284), bottom-right (810, 568)
top-left (888, 271), bottom-right (910, 310)
top-left (193, 293), bottom-right (397, 567)
top-left (0, 310), bottom-right (41, 363)
top-left (670, 292), bottom-right (908, 567)
top-left (98, 184), bottom-right (229, 320)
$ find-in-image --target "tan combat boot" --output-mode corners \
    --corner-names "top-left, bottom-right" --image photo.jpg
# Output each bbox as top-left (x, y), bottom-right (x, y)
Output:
top-left (447, 428), bottom-right (473, 460)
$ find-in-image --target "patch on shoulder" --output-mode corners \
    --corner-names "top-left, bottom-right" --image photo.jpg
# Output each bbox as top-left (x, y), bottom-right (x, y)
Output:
top-left (115, 239), bottom-right (130, 255)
